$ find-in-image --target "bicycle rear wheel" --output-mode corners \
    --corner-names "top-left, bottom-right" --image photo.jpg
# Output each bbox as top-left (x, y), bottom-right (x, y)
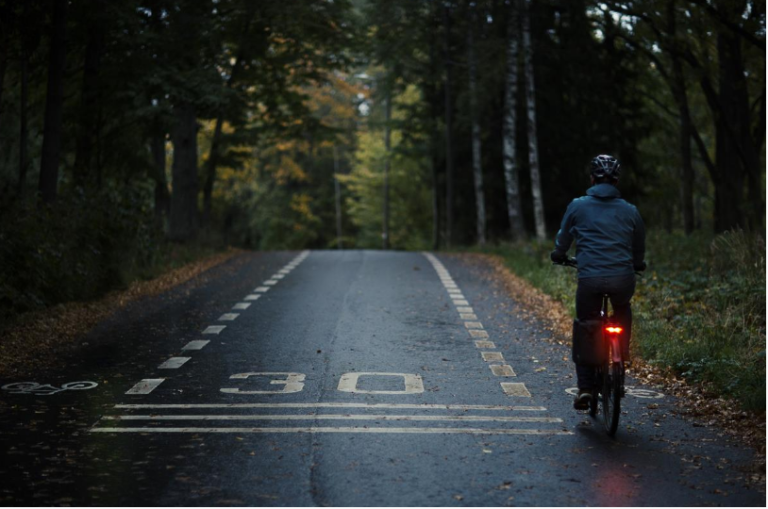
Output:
top-left (602, 360), bottom-right (622, 436)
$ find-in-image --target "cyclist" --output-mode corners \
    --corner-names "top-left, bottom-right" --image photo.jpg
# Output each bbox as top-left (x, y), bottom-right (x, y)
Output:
top-left (550, 155), bottom-right (646, 410)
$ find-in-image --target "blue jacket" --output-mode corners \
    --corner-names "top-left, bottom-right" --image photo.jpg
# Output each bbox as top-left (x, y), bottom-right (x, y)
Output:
top-left (554, 183), bottom-right (645, 279)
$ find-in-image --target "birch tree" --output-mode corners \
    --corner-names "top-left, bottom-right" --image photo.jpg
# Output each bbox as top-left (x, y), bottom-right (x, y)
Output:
top-left (503, 0), bottom-right (526, 240)
top-left (521, 0), bottom-right (546, 240)
top-left (467, 4), bottom-right (486, 246)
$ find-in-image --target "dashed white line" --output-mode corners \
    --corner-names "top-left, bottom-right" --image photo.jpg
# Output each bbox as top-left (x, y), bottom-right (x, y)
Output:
top-left (264, 280), bottom-right (278, 285)
top-left (474, 340), bottom-right (496, 349)
top-left (469, 329), bottom-right (489, 338)
top-left (457, 306), bottom-right (474, 313)
top-left (232, 302), bottom-right (251, 310)
top-left (254, 286), bottom-right (270, 292)
top-left (272, 274), bottom-right (285, 279)
top-left (453, 299), bottom-right (470, 306)
top-left (491, 365), bottom-right (517, 377)
top-left (182, 340), bottom-right (210, 351)
top-left (461, 313), bottom-right (478, 320)
top-left (125, 379), bottom-right (165, 395)
top-left (501, 383), bottom-right (531, 397)
top-left (481, 352), bottom-right (504, 362)
top-left (218, 313), bottom-right (239, 321)
top-left (244, 294), bottom-right (261, 301)
top-left (203, 325), bottom-right (226, 334)
top-left (158, 357), bottom-right (191, 369)
top-left (464, 321), bottom-right (484, 329)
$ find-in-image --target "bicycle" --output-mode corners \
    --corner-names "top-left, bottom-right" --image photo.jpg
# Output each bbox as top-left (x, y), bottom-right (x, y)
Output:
top-left (554, 257), bottom-right (626, 436)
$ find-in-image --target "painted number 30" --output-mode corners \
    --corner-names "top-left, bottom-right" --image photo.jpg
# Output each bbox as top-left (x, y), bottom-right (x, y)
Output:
top-left (220, 372), bottom-right (425, 395)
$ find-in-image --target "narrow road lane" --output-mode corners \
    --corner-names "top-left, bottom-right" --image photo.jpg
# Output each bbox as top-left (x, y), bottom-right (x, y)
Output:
top-left (0, 251), bottom-right (763, 506)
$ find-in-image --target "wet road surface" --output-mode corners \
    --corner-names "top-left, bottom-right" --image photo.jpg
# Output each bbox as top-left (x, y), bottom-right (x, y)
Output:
top-left (0, 250), bottom-right (763, 505)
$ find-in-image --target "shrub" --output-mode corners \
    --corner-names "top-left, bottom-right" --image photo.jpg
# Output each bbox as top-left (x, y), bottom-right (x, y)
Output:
top-left (490, 230), bottom-right (766, 411)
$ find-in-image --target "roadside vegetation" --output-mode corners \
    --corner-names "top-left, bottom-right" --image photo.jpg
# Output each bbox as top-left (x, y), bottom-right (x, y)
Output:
top-left (487, 230), bottom-right (766, 411)
top-left (0, 193), bottom-right (227, 328)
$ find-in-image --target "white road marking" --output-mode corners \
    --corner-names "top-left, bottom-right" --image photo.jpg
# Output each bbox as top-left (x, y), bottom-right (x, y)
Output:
top-left (450, 294), bottom-right (466, 300)
top-left (203, 325), bottom-right (226, 334)
top-left (501, 383), bottom-right (531, 397)
top-left (457, 306), bottom-right (474, 313)
top-left (222, 372), bottom-right (305, 395)
top-left (254, 286), bottom-right (270, 292)
top-left (453, 299), bottom-right (470, 306)
top-left (474, 340), bottom-right (496, 349)
top-left (338, 372), bottom-right (424, 394)
top-left (481, 352), bottom-right (504, 362)
top-left (91, 426), bottom-right (572, 436)
top-left (232, 302), bottom-right (251, 310)
top-left (218, 313), bottom-right (239, 321)
top-left (464, 321), bottom-right (484, 329)
top-left (103, 414), bottom-right (562, 423)
top-left (460, 313), bottom-right (478, 320)
top-left (264, 280), bottom-right (278, 285)
top-left (115, 402), bottom-right (547, 411)
top-left (272, 274), bottom-right (285, 279)
top-left (125, 379), bottom-right (165, 395)
top-left (244, 294), bottom-right (261, 301)
top-left (158, 357), bottom-right (191, 369)
top-left (182, 340), bottom-right (210, 351)
top-left (447, 289), bottom-right (462, 294)
top-left (491, 365), bottom-right (517, 377)
top-left (469, 329), bottom-right (489, 338)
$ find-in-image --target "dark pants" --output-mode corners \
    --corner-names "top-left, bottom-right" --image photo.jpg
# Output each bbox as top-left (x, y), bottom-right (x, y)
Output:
top-left (575, 274), bottom-right (635, 390)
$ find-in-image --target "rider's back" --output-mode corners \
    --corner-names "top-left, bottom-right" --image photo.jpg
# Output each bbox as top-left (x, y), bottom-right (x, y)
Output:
top-left (555, 183), bottom-right (644, 279)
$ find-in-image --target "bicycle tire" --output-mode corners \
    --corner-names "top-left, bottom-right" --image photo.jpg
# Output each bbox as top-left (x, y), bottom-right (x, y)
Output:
top-left (602, 361), bottom-right (622, 436)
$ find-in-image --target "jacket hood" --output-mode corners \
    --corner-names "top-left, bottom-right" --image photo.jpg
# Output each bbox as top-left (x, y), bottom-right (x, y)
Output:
top-left (587, 183), bottom-right (621, 199)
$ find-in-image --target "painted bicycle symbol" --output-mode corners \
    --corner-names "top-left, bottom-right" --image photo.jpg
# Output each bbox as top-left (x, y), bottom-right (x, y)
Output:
top-left (1, 381), bottom-right (98, 396)
top-left (565, 386), bottom-right (663, 399)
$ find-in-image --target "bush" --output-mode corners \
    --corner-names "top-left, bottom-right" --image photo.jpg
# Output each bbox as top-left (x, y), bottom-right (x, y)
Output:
top-left (0, 185), bottom-right (160, 324)
top-left (490, 230), bottom-right (766, 411)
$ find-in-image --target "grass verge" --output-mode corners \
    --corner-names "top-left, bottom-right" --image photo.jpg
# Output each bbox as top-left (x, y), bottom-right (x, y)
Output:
top-left (484, 229), bottom-right (766, 412)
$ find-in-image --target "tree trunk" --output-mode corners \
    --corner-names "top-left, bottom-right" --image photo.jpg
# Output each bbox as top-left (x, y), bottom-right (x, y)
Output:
top-left (521, 0), bottom-right (546, 240)
top-left (202, 116), bottom-right (224, 225)
top-left (428, 0), bottom-right (441, 251)
top-left (713, 28), bottom-right (745, 232)
top-left (38, 0), bottom-right (68, 204)
top-left (168, 103), bottom-right (200, 242)
top-left (0, 37), bottom-right (7, 126)
top-left (151, 132), bottom-right (170, 227)
top-left (202, 13), bottom-right (253, 225)
top-left (467, 8), bottom-right (486, 246)
top-left (333, 146), bottom-right (343, 249)
top-left (668, 1), bottom-right (695, 234)
top-left (17, 37), bottom-right (29, 196)
top-left (503, 0), bottom-right (526, 241)
top-left (442, 3), bottom-right (455, 247)
top-left (74, 3), bottom-right (105, 186)
top-left (382, 90), bottom-right (392, 250)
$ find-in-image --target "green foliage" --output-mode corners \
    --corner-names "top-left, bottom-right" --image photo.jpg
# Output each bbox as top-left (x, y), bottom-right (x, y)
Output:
top-left (341, 86), bottom-right (433, 251)
top-left (0, 188), bottom-right (222, 326)
top-left (489, 230), bottom-right (766, 411)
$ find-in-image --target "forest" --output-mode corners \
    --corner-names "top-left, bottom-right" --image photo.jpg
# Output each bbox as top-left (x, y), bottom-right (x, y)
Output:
top-left (0, 1), bottom-right (765, 405)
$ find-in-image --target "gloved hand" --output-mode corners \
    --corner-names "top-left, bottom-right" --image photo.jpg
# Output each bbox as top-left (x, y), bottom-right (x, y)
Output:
top-left (634, 261), bottom-right (647, 272)
top-left (550, 250), bottom-right (567, 263)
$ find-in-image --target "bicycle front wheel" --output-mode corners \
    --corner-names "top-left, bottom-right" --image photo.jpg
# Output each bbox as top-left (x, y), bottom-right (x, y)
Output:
top-left (602, 361), bottom-right (622, 436)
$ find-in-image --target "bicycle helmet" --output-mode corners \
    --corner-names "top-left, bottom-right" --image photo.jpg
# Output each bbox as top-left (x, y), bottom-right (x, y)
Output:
top-left (590, 154), bottom-right (621, 180)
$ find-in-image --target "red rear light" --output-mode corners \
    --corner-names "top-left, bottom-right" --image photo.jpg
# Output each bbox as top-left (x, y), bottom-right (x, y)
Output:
top-left (605, 326), bottom-right (623, 334)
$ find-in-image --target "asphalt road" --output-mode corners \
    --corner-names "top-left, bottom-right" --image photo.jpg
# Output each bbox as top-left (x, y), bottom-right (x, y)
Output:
top-left (0, 250), bottom-right (763, 506)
